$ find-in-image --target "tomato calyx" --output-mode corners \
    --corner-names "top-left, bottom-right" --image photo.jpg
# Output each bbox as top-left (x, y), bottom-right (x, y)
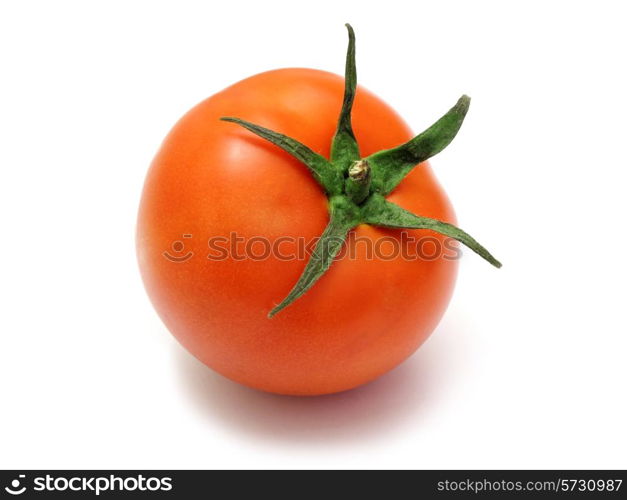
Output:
top-left (221, 24), bottom-right (501, 318)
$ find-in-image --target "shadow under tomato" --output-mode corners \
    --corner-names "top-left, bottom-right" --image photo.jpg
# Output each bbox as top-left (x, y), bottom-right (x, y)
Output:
top-left (172, 320), bottom-right (466, 447)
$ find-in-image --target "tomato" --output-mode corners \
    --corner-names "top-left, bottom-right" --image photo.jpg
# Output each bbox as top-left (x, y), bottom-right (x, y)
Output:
top-left (137, 26), bottom-right (499, 395)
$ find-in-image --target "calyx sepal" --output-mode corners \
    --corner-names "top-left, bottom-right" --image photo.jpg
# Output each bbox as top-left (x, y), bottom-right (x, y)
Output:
top-left (221, 24), bottom-right (501, 317)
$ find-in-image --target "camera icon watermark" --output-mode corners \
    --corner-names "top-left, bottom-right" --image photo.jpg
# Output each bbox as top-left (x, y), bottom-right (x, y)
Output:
top-left (4, 475), bottom-right (26, 495)
top-left (162, 234), bottom-right (194, 262)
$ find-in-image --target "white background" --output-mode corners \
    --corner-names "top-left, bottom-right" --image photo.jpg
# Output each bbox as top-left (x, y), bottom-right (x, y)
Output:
top-left (1, 0), bottom-right (626, 469)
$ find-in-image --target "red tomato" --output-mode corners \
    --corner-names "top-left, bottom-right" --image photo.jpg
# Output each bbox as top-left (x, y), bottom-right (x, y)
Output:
top-left (137, 68), bottom-right (458, 395)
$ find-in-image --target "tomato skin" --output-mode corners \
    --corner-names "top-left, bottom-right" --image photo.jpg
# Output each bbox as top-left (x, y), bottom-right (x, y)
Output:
top-left (137, 68), bottom-right (457, 395)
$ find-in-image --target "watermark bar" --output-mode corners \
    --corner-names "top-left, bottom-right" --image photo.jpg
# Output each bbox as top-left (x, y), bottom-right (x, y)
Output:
top-left (1, 470), bottom-right (625, 498)
top-left (162, 231), bottom-right (463, 264)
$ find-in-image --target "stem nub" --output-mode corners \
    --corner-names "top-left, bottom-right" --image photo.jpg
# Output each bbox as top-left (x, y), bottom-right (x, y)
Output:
top-left (345, 159), bottom-right (371, 204)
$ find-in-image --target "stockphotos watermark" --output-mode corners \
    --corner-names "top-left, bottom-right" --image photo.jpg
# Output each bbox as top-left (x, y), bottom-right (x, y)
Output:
top-left (162, 231), bottom-right (462, 263)
top-left (3, 473), bottom-right (172, 496)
